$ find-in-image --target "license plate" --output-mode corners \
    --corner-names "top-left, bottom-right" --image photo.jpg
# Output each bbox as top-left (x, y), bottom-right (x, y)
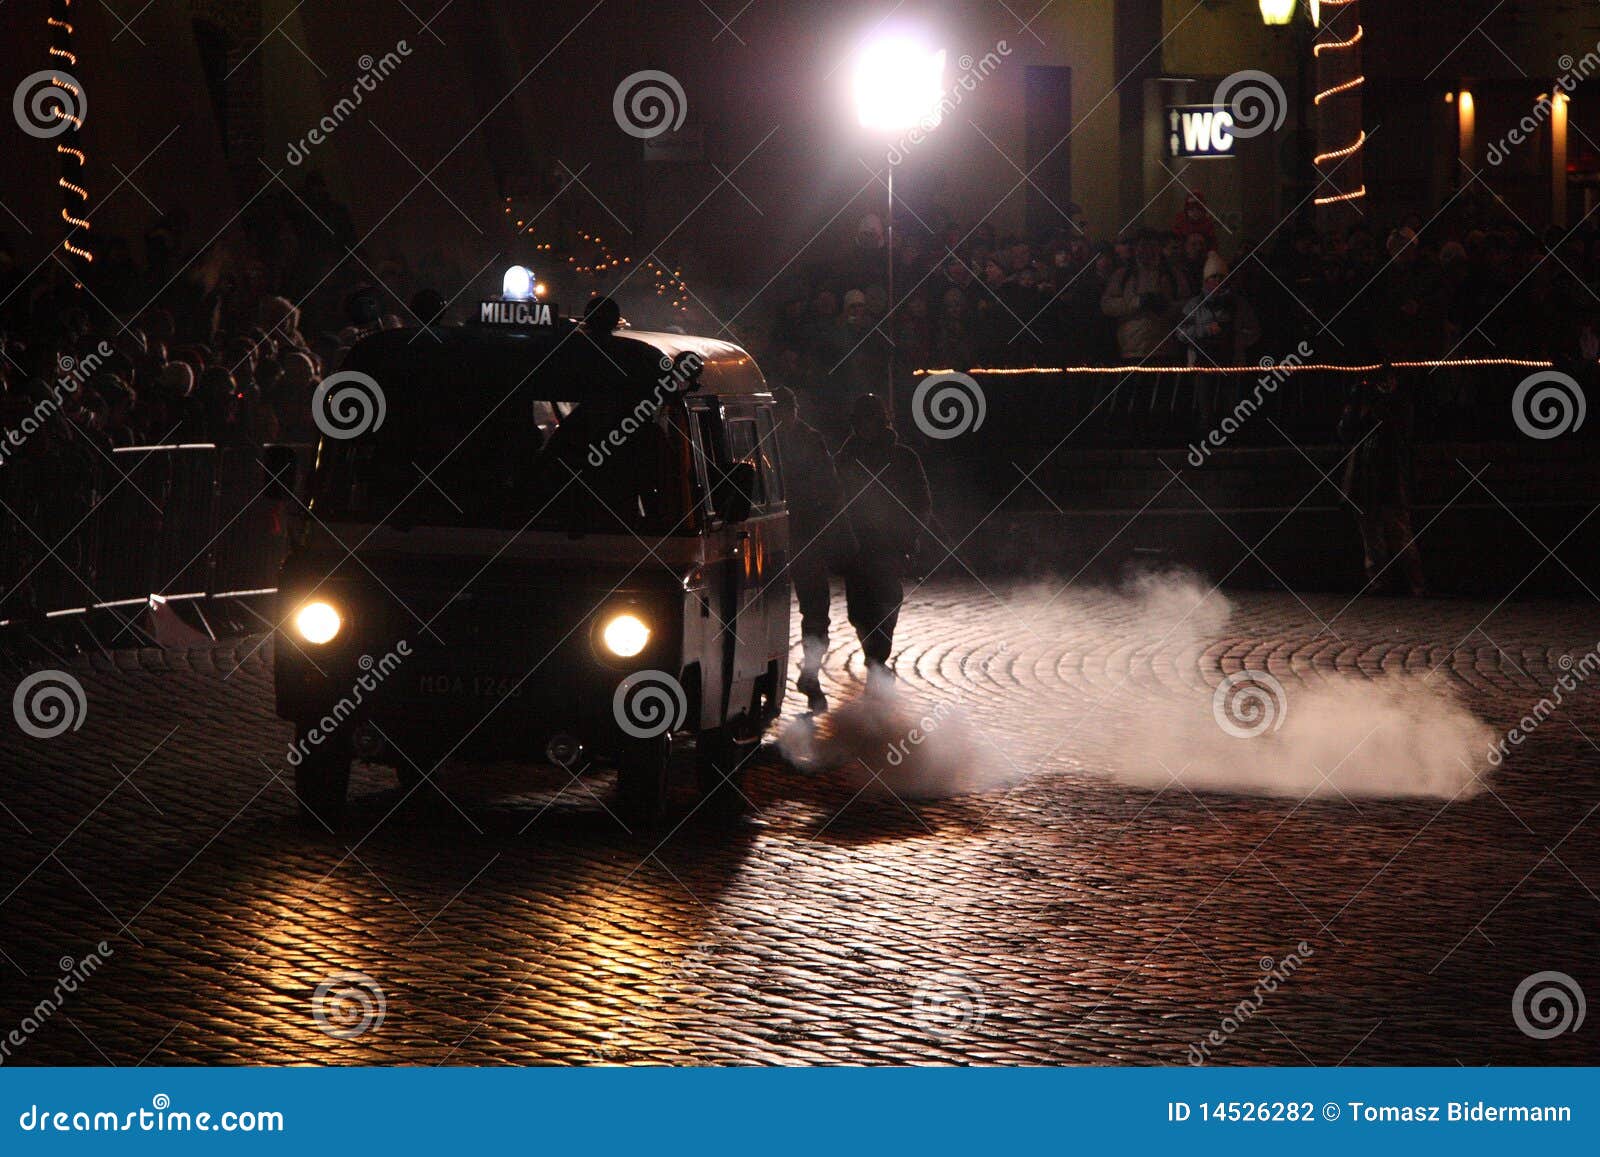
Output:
top-left (417, 673), bottom-right (524, 699)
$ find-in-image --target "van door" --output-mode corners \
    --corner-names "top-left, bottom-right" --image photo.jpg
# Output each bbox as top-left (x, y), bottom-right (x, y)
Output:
top-left (713, 403), bottom-right (768, 720)
top-left (752, 402), bottom-right (791, 703)
top-left (686, 396), bottom-right (788, 728)
top-left (685, 401), bottom-right (730, 731)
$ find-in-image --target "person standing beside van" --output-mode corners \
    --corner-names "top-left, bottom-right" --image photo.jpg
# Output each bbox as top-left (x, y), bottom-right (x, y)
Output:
top-left (835, 393), bottom-right (931, 692)
top-left (773, 386), bottom-right (847, 713)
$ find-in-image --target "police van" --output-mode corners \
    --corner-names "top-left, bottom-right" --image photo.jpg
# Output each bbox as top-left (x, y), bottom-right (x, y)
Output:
top-left (274, 273), bottom-right (790, 828)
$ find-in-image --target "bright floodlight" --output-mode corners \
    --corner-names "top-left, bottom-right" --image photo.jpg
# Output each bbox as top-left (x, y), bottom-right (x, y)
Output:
top-left (502, 265), bottom-right (534, 301)
top-left (853, 36), bottom-right (946, 132)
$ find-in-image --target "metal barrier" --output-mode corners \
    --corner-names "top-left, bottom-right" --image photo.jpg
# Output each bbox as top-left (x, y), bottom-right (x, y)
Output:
top-left (907, 359), bottom-right (1595, 450)
top-left (0, 443), bottom-right (311, 625)
top-left (3, 359), bottom-right (1592, 626)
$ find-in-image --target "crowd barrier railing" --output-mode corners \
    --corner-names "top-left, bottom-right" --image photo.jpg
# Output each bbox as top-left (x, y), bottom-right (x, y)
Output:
top-left (905, 358), bottom-right (1593, 449)
top-left (0, 442), bottom-right (312, 628)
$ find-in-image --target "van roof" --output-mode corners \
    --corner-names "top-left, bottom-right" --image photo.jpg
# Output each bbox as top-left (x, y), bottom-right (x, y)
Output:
top-left (346, 324), bottom-right (769, 398)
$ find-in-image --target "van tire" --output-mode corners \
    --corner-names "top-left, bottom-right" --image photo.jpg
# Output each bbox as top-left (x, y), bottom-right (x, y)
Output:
top-left (696, 725), bottom-right (757, 817)
top-left (293, 725), bottom-right (352, 832)
top-left (616, 735), bottom-right (672, 829)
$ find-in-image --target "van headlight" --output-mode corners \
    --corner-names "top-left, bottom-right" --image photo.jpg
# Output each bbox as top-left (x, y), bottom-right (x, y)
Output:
top-left (600, 612), bottom-right (651, 658)
top-left (293, 600), bottom-right (343, 645)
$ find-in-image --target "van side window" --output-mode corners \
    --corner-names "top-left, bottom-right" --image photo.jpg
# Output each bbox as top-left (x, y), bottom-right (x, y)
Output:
top-left (688, 406), bottom-right (722, 516)
top-left (723, 415), bottom-right (767, 509)
top-left (754, 404), bottom-right (784, 506)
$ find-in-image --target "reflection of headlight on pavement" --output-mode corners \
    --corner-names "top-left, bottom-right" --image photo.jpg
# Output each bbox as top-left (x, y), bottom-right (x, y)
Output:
top-left (293, 601), bottom-right (342, 645)
top-left (601, 612), bottom-right (650, 657)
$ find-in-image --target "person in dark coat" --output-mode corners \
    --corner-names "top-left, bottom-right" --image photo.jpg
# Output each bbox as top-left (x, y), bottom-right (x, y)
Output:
top-left (834, 393), bottom-right (932, 690)
top-left (1337, 365), bottom-right (1426, 596)
top-left (773, 386), bottom-right (848, 712)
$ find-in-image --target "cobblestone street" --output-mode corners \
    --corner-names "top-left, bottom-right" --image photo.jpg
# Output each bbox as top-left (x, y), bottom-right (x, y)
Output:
top-left (2, 581), bottom-right (1598, 1066)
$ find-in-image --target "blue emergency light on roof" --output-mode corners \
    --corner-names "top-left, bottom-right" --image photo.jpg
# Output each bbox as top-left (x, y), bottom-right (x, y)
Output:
top-left (502, 265), bottom-right (535, 301)
top-left (478, 267), bottom-right (562, 327)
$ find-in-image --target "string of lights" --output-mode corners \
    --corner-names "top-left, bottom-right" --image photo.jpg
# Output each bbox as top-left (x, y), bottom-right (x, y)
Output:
top-left (1314, 185), bottom-right (1367, 205)
top-left (913, 358), bottom-right (1556, 376)
top-left (51, 0), bottom-right (92, 280)
top-left (1313, 75), bottom-right (1364, 106)
top-left (1311, 23), bottom-right (1363, 57)
top-left (500, 195), bottom-right (692, 313)
top-left (1312, 0), bottom-right (1365, 209)
top-left (1313, 129), bottom-right (1365, 166)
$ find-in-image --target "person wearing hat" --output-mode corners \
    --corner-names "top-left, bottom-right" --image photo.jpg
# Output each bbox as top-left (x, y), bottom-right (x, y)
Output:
top-left (1177, 252), bottom-right (1260, 364)
top-left (1177, 251), bottom-right (1260, 426)
top-left (1172, 191), bottom-right (1217, 247)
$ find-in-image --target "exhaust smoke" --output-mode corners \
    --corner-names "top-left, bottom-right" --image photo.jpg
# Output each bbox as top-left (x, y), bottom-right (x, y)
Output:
top-left (780, 570), bottom-right (1494, 802)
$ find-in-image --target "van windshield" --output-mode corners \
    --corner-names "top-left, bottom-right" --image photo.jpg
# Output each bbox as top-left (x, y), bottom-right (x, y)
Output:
top-left (312, 389), bottom-right (693, 534)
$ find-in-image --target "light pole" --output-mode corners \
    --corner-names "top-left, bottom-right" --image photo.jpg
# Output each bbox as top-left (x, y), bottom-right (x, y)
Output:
top-left (1261, 1), bottom-right (1364, 229)
top-left (852, 33), bottom-right (946, 410)
top-left (1259, 0), bottom-right (1316, 212)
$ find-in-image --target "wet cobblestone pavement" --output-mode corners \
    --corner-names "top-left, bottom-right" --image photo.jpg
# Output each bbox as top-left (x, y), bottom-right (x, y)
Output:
top-left (2, 581), bottom-right (1598, 1065)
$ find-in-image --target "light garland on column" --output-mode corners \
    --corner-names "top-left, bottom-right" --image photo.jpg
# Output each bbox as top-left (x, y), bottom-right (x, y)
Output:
top-left (51, 0), bottom-right (93, 278)
top-left (1312, 0), bottom-right (1365, 208)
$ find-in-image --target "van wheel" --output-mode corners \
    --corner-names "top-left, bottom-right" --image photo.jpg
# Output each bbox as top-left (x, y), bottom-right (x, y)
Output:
top-left (616, 735), bottom-right (672, 829)
top-left (293, 725), bottom-right (351, 832)
top-left (697, 725), bottom-right (758, 818)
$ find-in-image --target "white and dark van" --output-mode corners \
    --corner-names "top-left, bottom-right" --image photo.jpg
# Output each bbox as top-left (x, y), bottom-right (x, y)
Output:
top-left (274, 290), bottom-right (790, 827)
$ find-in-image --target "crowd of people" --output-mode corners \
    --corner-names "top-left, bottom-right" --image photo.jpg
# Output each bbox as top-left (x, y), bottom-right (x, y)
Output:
top-left (4, 178), bottom-right (1599, 483)
top-left (0, 175), bottom-right (453, 470)
top-left (753, 192), bottom-right (1600, 441)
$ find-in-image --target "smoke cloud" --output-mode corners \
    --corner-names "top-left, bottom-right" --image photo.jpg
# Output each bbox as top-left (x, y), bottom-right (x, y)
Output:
top-left (780, 569), bottom-right (1494, 803)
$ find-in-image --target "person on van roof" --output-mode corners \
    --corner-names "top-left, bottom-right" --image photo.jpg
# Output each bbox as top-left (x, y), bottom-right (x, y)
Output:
top-left (774, 386), bottom-right (849, 713)
top-left (583, 295), bottom-right (621, 336)
top-left (835, 393), bottom-right (931, 692)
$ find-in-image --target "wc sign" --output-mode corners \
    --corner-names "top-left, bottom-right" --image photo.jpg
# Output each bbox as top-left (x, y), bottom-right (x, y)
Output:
top-left (1167, 105), bottom-right (1236, 158)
